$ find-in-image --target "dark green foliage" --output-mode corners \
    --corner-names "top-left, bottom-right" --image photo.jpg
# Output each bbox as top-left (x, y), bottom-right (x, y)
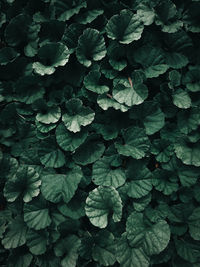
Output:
top-left (0, 0), bottom-right (200, 266)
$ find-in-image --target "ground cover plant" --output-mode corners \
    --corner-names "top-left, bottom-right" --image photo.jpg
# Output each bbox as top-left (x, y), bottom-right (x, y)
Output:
top-left (0, 0), bottom-right (200, 266)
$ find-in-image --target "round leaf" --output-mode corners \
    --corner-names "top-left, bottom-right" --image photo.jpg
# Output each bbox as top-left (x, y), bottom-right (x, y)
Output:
top-left (4, 166), bottom-right (41, 203)
top-left (106, 10), bottom-right (144, 44)
top-left (76, 28), bottom-right (106, 67)
top-left (24, 196), bottom-right (51, 230)
top-left (56, 123), bottom-right (88, 151)
top-left (41, 167), bottom-right (82, 203)
top-left (92, 156), bottom-right (126, 188)
top-left (85, 186), bottom-right (122, 228)
top-left (172, 89), bottom-right (191, 109)
top-left (62, 98), bottom-right (95, 133)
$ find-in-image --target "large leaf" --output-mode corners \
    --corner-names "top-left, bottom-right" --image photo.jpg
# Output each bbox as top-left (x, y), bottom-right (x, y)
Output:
top-left (174, 140), bottom-right (200, 167)
top-left (133, 46), bottom-right (168, 78)
top-left (26, 229), bottom-right (48, 255)
top-left (106, 9), bottom-right (144, 44)
top-left (116, 233), bottom-right (149, 267)
top-left (76, 28), bottom-right (106, 67)
top-left (188, 207), bottom-right (200, 241)
top-left (33, 42), bottom-right (69, 75)
top-left (36, 106), bottom-right (61, 124)
top-left (84, 70), bottom-right (109, 94)
top-left (41, 167), bottom-right (82, 203)
top-left (126, 160), bottom-right (152, 199)
top-left (85, 186), bottom-right (122, 228)
top-left (2, 216), bottom-right (28, 249)
top-left (4, 166), bottom-right (41, 203)
top-left (54, 235), bottom-right (81, 267)
top-left (92, 156), bottom-right (126, 188)
top-left (126, 212), bottom-right (170, 255)
top-left (56, 123), bottom-right (87, 151)
top-left (172, 89), bottom-right (191, 109)
top-left (115, 126), bottom-right (150, 159)
top-left (97, 93), bottom-right (129, 112)
top-left (62, 98), bottom-right (95, 133)
top-left (24, 196), bottom-right (51, 230)
top-left (73, 135), bottom-right (105, 165)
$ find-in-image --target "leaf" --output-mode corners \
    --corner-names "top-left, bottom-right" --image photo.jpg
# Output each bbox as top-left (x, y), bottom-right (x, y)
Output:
top-left (62, 98), bottom-right (95, 133)
top-left (38, 137), bottom-right (66, 168)
top-left (188, 207), bottom-right (200, 240)
top-left (36, 106), bottom-right (61, 124)
top-left (8, 248), bottom-right (33, 267)
top-left (85, 186), bottom-right (122, 228)
top-left (182, 67), bottom-right (200, 92)
top-left (2, 216), bottom-right (27, 249)
top-left (73, 135), bottom-right (105, 165)
top-left (106, 10), bottom-right (144, 44)
top-left (56, 123), bottom-right (87, 151)
top-left (116, 233), bottom-right (149, 267)
top-left (15, 75), bottom-right (45, 104)
top-left (151, 139), bottom-right (174, 162)
top-left (41, 167), bottom-right (82, 203)
top-left (55, 1), bottom-right (86, 21)
top-left (133, 46), bottom-right (168, 78)
top-left (175, 237), bottom-right (200, 263)
top-left (26, 229), bottom-right (48, 255)
top-left (97, 94), bottom-right (129, 112)
top-left (4, 166), bottom-right (41, 203)
top-left (115, 126), bottom-right (150, 159)
top-left (54, 235), bottom-right (81, 267)
top-left (113, 82), bottom-right (148, 107)
top-left (174, 140), bottom-right (200, 167)
top-left (126, 212), bottom-right (170, 255)
top-left (172, 89), bottom-right (191, 109)
top-left (92, 156), bottom-right (126, 188)
top-left (77, 9), bottom-right (104, 24)
top-left (0, 47), bottom-right (19, 65)
top-left (152, 169), bottom-right (179, 195)
top-left (92, 230), bottom-right (116, 266)
top-left (84, 70), bottom-right (109, 94)
top-left (33, 42), bottom-right (69, 75)
top-left (126, 160), bottom-right (152, 199)
top-left (76, 28), bottom-right (106, 67)
top-left (24, 196), bottom-right (51, 230)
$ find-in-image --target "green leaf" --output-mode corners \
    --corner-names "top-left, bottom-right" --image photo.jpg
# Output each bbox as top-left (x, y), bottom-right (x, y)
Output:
top-left (0, 47), bottom-right (19, 65)
top-left (4, 166), bottom-right (41, 203)
top-left (36, 106), bottom-right (61, 124)
top-left (133, 46), bottom-right (168, 78)
top-left (188, 207), bottom-right (200, 240)
top-left (174, 140), bottom-right (200, 167)
top-left (92, 230), bottom-right (116, 266)
top-left (126, 212), bottom-right (170, 255)
top-left (151, 139), bottom-right (174, 162)
top-left (73, 135), bottom-right (105, 165)
top-left (106, 10), bottom-right (144, 44)
top-left (15, 75), bottom-right (45, 104)
top-left (8, 248), bottom-right (33, 267)
top-left (24, 196), bottom-right (51, 230)
top-left (115, 127), bottom-right (150, 159)
top-left (84, 70), bottom-right (109, 94)
top-left (41, 167), bottom-right (82, 203)
top-left (116, 233), bottom-right (149, 267)
top-left (92, 156), bottom-right (126, 188)
top-left (26, 229), bottom-right (48, 255)
top-left (97, 94), bottom-right (129, 112)
top-left (126, 160), bottom-right (152, 199)
top-left (54, 235), bottom-right (81, 267)
top-left (77, 9), bottom-right (104, 24)
top-left (172, 89), bottom-right (191, 109)
top-left (178, 165), bottom-right (200, 187)
top-left (2, 216), bottom-right (28, 249)
top-left (175, 237), bottom-right (200, 263)
top-left (38, 137), bottom-right (66, 168)
top-left (152, 169), bottom-right (179, 195)
top-left (76, 28), bottom-right (106, 67)
top-left (85, 186), bottom-right (122, 228)
top-left (183, 67), bottom-right (200, 92)
top-left (177, 108), bottom-right (200, 134)
top-left (33, 42), bottom-right (69, 75)
top-left (113, 80), bottom-right (148, 107)
top-left (56, 123), bottom-right (87, 151)
top-left (62, 98), bottom-right (95, 133)
top-left (56, 1), bottom-right (86, 21)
